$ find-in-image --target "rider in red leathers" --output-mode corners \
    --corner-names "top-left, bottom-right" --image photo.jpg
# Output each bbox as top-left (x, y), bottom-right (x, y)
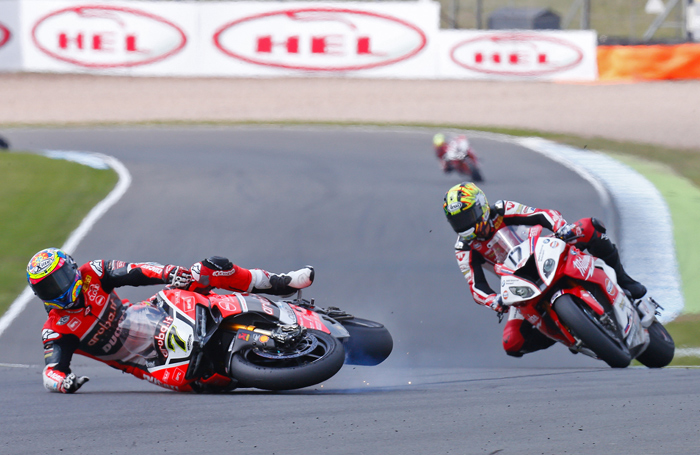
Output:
top-left (27, 248), bottom-right (314, 393)
top-left (443, 182), bottom-right (647, 357)
top-left (433, 133), bottom-right (483, 181)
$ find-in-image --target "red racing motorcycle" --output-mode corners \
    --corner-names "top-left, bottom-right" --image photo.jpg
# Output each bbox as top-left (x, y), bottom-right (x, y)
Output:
top-left (440, 135), bottom-right (484, 182)
top-left (117, 288), bottom-right (393, 391)
top-left (493, 225), bottom-right (674, 368)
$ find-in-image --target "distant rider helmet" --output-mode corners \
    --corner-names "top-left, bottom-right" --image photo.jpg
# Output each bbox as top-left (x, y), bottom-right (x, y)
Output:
top-left (27, 248), bottom-right (83, 310)
top-left (443, 182), bottom-right (491, 241)
top-left (433, 133), bottom-right (446, 149)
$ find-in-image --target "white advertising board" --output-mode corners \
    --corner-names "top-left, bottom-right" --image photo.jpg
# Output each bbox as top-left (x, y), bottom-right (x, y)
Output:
top-left (19, 0), bottom-right (201, 75)
top-left (200, 1), bottom-right (440, 78)
top-left (437, 30), bottom-right (598, 81)
top-left (7, 0), bottom-right (598, 80)
top-left (0, 0), bottom-right (22, 71)
top-left (18, 0), bottom-right (440, 77)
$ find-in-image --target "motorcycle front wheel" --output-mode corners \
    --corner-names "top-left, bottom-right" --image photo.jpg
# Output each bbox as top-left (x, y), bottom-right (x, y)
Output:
top-left (554, 294), bottom-right (632, 368)
top-left (228, 329), bottom-right (345, 390)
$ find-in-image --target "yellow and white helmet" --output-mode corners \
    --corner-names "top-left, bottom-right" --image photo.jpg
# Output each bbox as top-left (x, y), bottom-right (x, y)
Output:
top-left (443, 182), bottom-right (490, 241)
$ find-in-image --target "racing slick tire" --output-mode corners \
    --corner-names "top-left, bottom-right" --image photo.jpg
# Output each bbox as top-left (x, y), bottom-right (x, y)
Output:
top-left (635, 321), bottom-right (675, 368)
top-left (228, 329), bottom-right (345, 390)
top-left (340, 318), bottom-right (393, 366)
top-left (554, 294), bottom-right (632, 368)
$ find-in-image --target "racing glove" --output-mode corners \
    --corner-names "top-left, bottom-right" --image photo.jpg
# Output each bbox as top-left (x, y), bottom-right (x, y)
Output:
top-left (489, 294), bottom-right (508, 323)
top-left (166, 266), bottom-right (193, 289)
top-left (486, 294), bottom-right (506, 313)
top-left (43, 365), bottom-right (89, 393)
top-left (555, 223), bottom-right (583, 243)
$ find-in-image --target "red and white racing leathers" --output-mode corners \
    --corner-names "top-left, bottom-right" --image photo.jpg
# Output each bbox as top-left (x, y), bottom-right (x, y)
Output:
top-left (41, 258), bottom-right (311, 393)
top-left (435, 135), bottom-right (478, 173)
top-left (454, 200), bottom-right (608, 357)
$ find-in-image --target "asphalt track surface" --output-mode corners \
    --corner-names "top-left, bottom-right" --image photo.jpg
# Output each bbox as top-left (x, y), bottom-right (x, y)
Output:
top-left (1, 126), bottom-right (698, 455)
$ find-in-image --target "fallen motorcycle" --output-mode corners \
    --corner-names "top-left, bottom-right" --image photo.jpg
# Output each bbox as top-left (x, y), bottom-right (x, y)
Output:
top-left (118, 288), bottom-right (393, 392)
top-left (493, 224), bottom-right (674, 368)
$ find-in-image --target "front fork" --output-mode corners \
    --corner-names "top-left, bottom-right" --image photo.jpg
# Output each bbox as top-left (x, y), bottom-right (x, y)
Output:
top-left (225, 323), bottom-right (305, 351)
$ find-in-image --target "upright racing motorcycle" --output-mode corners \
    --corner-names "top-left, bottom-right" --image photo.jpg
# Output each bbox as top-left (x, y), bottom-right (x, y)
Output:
top-left (492, 225), bottom-right (674, 368)
top-left (118, 288), bottom-right (393, 391)
top-left (442, 134), bottom-right (484, 182)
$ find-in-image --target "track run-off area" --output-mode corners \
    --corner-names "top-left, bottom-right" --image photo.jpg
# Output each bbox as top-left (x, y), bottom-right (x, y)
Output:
top-left (0, 126), bottom-right (698, 454)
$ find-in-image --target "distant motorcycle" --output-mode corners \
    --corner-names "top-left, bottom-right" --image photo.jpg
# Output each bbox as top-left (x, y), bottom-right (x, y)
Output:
top-left (437, 134), bottom-right (483, 182)
top-left (493, 224), bottom-right (674, 368)
top-left (118, 288), bottom-right (393, 391)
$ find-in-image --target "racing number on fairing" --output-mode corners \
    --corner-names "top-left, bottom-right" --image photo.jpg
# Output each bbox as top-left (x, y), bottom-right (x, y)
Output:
top-left (508, 246), bottom-right (522, 267)
top-left (166, 326), bottom-right (188, 352)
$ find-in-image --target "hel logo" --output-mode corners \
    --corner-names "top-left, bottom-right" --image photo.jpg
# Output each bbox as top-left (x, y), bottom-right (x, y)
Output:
top-left (450, 33), bottom-right (584, 76)
top-left (0, 22), bottom-right (10, 48)
top-left (31, 6), bottom-right (187, 68)
top-left (213, 8), bottom-right (427, 71)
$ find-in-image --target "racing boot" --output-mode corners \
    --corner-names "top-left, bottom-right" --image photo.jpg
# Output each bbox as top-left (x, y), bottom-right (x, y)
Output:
top-left (599, 247), bottom-right (647, 300)
top-left (250, 266), bottom-right (314, 296)
top-left (584, 229), bottom-right (646, 299)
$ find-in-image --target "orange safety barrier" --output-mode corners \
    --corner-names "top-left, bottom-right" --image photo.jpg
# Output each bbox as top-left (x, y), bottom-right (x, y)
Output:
top-left (598, 43), bottom-right (700, 81)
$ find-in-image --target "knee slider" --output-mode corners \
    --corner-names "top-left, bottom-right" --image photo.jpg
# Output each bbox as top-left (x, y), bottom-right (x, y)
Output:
top-left (203, 256), bottom-right (234, 271)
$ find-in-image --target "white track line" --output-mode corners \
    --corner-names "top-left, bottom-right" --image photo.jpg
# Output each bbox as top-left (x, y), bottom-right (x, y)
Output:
top-left (675, 348), bottom-right (700, 358)
top-left (0, 152), bottom-right (131, 338)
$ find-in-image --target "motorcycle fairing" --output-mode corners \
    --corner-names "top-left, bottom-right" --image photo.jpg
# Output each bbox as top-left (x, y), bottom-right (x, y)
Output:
top-left (159, 289), bottom-right (209, 321)
top-left (533, 237), bottom-right (567, 287)
top-left (203, 292), bottom-right (329, 332)
top-left (289, 304), bottom-right (333, 334)
top-left (500, 275), bottom-right (541, 305)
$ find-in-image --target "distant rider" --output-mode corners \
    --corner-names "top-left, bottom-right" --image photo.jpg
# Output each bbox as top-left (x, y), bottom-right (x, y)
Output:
top-left (433, 133), bottom-right (480, 180)
top-left (27, 248), bottom-right (313, 393)
top-left (443, 182), bottom-right (646, 357)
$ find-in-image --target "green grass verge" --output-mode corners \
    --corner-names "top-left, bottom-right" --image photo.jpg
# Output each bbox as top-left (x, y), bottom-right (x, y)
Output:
top-left (0, 151), bottom-right (118, 316)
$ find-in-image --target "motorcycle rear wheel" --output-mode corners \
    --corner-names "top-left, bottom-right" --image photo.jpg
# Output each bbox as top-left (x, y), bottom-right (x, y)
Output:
top-left (228, 329), bottom-right (345, 390)
top-left (470, 166), bottom-right (484, 183)
top-left (554, 294), bottom-right (632, 368)
top-left (341, 318), bottom-right (393, 366)
top-left (635, 321), bottom-right (675, 368)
